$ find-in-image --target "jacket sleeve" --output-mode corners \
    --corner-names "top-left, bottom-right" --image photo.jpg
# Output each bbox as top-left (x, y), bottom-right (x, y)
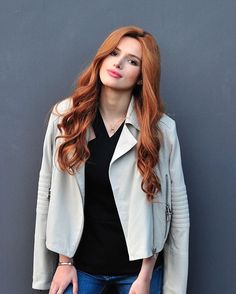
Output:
top-left (32, 111), bottom-right (59, 290)
top-left (163, 121), bottom-right (190, 294)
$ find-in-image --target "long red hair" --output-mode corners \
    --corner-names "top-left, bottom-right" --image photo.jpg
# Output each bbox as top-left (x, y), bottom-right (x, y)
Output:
top-left (56, 25), bottom-right (165, 200)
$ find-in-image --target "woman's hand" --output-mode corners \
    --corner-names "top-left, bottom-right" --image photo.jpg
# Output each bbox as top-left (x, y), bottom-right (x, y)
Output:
top-left (49, 265), bottom-right (78, 294)
top-left (128, 277), bottom-right (151, 294)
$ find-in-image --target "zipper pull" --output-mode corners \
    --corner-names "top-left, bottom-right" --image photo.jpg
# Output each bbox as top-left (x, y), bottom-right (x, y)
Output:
top-left (166, 204), bottom-right (172, 221)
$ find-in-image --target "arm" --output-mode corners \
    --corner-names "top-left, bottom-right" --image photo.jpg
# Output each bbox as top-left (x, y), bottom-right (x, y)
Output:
top-left (32, 98), bottom-right (75, 290)
top-left (59, 254), bottom-right (73, 263)
top-left (138, 255), bottom-right (157, 281)
top-left (32, 112), bottom-right (58, 290)
top-left (163, 122), bottom-right (190, 294)
top-left (129, 255), bottom-right (157, 294)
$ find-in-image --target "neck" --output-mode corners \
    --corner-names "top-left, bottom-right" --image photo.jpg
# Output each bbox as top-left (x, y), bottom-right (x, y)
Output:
top-left (99, 87), bottom-right (132, 120)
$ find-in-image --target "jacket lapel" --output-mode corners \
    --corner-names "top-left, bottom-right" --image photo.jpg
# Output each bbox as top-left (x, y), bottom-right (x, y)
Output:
top-left (74, 123), bottom-right (92, 203)
top-left (75, 95), bottom-right (140, 199)
top-left (110, 123), bottom-right (137, 165)
top-left (110, 95), bottom-right (140, 165)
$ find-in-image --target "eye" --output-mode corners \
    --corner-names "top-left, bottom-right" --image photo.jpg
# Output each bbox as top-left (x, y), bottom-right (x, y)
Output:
top-left (110, 50), bottom-right (118, 56)
top-left (128, 59), bottom-right (139, 66)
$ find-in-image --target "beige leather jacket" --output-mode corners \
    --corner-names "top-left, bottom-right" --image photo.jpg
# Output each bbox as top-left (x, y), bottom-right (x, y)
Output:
top-left (32, 96), bottom-right (190, 293)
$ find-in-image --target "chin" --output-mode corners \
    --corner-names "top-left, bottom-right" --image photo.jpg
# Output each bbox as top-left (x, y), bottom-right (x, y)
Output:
top-left (100, 78), bottom-right (133, 91)
top-left (100, 78), bottom-right (119, 88)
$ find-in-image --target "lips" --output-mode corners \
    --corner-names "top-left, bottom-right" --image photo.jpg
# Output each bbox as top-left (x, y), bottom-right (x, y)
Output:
top-left (107, 69), bottom-right (122, 78)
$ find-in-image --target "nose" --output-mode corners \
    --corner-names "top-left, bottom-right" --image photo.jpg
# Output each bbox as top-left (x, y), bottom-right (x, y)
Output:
top-left (113, 57), bottom-right (123, 69)
top-left (114, 62), bottom-right (121, 69)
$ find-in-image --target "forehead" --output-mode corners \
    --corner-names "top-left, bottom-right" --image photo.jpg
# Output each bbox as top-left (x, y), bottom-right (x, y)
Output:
top-left (116, 36), bottom-right (142, 59)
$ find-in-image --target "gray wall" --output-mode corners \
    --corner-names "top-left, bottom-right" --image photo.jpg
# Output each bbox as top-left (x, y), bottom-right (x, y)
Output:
top-left (0, 0), bottom-right (235, 293)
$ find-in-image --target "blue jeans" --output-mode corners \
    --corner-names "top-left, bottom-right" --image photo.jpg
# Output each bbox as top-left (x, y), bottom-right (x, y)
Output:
top-left (63, 264), bottom-right (163, 294)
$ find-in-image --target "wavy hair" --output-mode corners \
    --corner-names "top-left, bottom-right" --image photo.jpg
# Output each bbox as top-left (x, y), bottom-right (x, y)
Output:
top-left (56, 25), bottom-right (165, 200)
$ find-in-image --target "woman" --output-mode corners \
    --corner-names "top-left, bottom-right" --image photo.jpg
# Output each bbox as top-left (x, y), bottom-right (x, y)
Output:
top-left (32, 25), bottom-right (190, 294)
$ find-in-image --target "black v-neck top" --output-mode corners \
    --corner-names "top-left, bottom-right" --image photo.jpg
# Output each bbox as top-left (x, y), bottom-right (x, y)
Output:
top-left (73, 108), bottom-right (163, 275)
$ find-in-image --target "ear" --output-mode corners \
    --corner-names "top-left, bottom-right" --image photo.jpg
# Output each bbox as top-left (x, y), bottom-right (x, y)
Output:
top-left (137, 79), bottom-right (143, 85)
top-left (136, 72), bottom-right (143, 85)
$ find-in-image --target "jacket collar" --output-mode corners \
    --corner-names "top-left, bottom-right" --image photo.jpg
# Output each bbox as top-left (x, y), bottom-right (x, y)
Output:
top-left (86, 94), bottom-right (140, 142)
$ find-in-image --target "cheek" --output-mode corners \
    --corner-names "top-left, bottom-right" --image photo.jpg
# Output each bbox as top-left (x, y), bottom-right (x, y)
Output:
top-left (126, 68), bottom-right (141, 83)
top-left (99, 62), bottom-right (106, 79)
top-left (100, 57), bottom-right (111, 70)
top-left (99, 59), bottom-right (110, 76)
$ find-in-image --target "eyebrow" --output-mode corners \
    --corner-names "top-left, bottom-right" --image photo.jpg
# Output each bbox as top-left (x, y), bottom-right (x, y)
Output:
top-left (115, 47), bottom-right (141, 61)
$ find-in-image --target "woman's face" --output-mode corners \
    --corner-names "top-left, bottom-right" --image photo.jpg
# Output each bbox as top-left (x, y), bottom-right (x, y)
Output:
top-left (99, 36), bottom-right (142, 92)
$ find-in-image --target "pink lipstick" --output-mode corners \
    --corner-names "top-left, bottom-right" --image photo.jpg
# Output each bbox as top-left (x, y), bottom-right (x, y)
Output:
top-left (107, 69), bottom-right (122, 78)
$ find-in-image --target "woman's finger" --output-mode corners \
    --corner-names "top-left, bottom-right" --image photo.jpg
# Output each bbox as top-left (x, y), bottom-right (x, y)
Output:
top-left (72, 276), bottom-right (78, 294)
top-left (49, 284), bottom-right (58, 294)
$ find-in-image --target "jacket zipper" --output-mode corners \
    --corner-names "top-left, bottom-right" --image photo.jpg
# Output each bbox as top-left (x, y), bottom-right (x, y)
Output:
top-left (166, 203), bottom-right (172, 222)
top-left (48, 187), bottom-right (51, 200)
top-left (152, 199), bottom-right (156, 255)
top-left (152, 174), bottom-right (172, 254)
top-left (165, 174), bottom-right (172, 222)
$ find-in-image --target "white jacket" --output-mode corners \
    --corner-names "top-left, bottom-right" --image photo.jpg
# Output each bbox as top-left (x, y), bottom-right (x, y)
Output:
top-left (32, 95), bottom-right (190, 293)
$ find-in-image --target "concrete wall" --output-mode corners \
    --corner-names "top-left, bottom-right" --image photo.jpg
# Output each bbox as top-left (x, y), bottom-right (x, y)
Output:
top-left (0, 0), bottom-right (235, 293)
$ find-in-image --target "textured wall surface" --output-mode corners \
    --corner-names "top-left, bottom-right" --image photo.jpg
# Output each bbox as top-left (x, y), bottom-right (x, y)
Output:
top-left (0, 0), bottom-right (235, 293)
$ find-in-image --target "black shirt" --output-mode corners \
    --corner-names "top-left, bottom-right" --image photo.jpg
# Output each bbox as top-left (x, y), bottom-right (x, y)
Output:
top-left (73, 108), bottom-right (163, 275)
